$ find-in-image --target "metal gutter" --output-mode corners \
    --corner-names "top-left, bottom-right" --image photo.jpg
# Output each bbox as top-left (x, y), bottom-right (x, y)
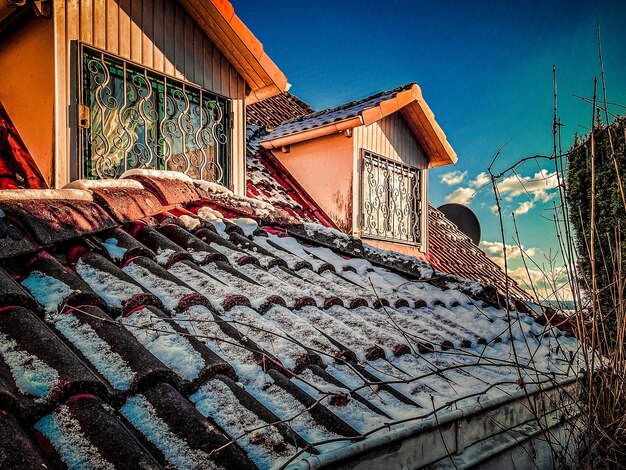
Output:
top-left (287, 376), bottom-right (582, 469)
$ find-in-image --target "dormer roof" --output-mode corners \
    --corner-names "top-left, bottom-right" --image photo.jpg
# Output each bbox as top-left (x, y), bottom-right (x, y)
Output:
top-left (179, 0), bottom-right (289, 102)
top-left (260, 83), bottom-right (457, 167)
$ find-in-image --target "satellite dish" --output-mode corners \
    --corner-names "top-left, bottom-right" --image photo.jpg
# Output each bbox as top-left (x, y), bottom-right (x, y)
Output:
top-left (437, 203), bottom-right (481, 245)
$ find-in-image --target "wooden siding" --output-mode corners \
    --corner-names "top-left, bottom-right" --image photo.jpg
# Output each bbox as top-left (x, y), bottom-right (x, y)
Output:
top-left (352, 113), bottom-right (428, 169)
top-left (52, 0), bottom-right (247, 193)
top-left (352, 114), bottom-right (429, 250)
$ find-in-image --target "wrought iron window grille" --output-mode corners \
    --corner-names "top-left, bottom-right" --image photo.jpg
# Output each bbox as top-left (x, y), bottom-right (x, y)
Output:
top-left (360, 150), bottom-right (422, 245)
top-left (79, 45), bottom-right (231, 185)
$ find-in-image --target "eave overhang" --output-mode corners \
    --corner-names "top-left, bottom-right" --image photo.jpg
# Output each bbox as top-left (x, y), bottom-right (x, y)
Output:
top-left (260, 83), bottom-right (458, 167)
top-left (178, 0), bottom-right (289, 103)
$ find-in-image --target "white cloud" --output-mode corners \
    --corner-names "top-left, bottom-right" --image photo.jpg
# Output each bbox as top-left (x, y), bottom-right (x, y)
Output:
top-left (479, 240), bottom-right (538, 267)
top-left (443, 172), bottom-right (490, 205)
top-left (489, 204), bottom-right (499, 214)
top-left (440, 170), bottom-right (467, 186)
top-left (471, 172), bottom-right (490, 188)
top-left (507, 266), bottom-right (573, 301)
top-left (444, 187), bottom-right (475, 204)
top-left (496, 170), bottom-right (559, 202)
top-left (514, 200), bottom-right (534, 215)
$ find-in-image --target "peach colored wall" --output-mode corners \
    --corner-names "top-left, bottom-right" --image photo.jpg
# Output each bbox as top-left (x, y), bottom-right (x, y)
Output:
top-left (0, 16), bottom-right (55, 185)
top-left (273, 132), bottom-right (355, 232)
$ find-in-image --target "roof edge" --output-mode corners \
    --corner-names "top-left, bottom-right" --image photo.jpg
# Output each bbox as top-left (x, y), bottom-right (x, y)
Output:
top-left (260, 83), bottom-right (457, 166)
top-left (180, 0), bottom-right (288, 99)
top-left (287, 375), bottom-right (581, 469)
top-left (259, 116), bottom-right (363, 149)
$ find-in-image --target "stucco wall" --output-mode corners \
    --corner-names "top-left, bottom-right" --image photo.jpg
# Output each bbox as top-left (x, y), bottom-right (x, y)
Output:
top-left (363, 239), bottom-right (428, 261)
top-left (274, 133), bottom-right (355, 232)
top-left (0, 16), bottom-right (55, 185)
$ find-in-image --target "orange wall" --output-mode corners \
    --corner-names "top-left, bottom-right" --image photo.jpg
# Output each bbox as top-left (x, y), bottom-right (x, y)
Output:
top-left (0, 16), bottom-right (55, 185)
top-left (274, 133), bottom-right (355, 232)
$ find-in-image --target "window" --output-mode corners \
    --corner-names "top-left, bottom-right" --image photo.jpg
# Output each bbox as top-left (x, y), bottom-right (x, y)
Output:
top-left (360, 150), bottom-right (422, 245)
top-left (79, 46), bottom-right (231, 185)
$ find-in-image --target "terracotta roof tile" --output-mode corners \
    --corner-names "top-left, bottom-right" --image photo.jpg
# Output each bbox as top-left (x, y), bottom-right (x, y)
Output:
top-left (244, 93), bottom-right (530, 302)
top-left (247, 92), bottom-right (313, 130)
top-left (0, 170), bottom-right (581, 468)
top-left (262, 84), bottom-right (414, 141)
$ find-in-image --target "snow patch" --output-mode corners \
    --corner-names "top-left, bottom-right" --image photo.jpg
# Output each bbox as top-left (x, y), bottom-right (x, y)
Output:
top-left (121, 394), bottom-right (218, 470)
top-left (76, 259), bottom-right (142, 309)
top-left (64, 179), bottom-right (144, 190)
top-left (35, 406), bottom-right (115, 470)
top-left (0, 188), bottom-right (92, 201)
top-left (53, 314), bottom-right (136, 391)
top-left (21, 271), bottom-right (75, 314)
top-left (121, 169), bottom-right (194, 184)
top-left (191, 379), bottom-right (295, 470)
top-left (194, 180), bottom-right (234, 196)
top-left (303, 223), bottom-right (351, 248)
top-left (178, 215), bottom-right (201, 231)
top-left (233, 218), bottom-right (259, 237)
top-left (101, 238), bottom-right (127, 261)
top-left (123, 261), bottom-right (194, 311)
top-left (123, 308), bottom-right (205, 381)
top-left (0, 333), bottom-right (59, 400)
top-left (197, 206), bottom-right (224, 221)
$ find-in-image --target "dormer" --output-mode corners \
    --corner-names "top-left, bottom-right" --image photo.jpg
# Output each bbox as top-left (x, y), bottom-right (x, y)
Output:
top-left (0, 0), bottom-right (288, 193)
top-left (259, 83), bottom-right (456, 256)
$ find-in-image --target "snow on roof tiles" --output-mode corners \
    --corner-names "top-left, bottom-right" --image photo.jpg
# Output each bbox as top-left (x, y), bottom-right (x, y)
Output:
top-left (245, 93), bottom-right (531, 303)
top-left (0, 170), bottom-right (582, 469)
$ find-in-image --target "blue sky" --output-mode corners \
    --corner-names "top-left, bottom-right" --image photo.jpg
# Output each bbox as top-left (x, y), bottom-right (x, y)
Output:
top-left (233, 0), bottom-right (626, 298)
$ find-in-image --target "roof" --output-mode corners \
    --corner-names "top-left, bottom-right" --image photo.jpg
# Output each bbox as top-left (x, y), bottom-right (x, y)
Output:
top-left (179, 0), bottom-right (289, 102)
top-left (245, 102), bottom-right (530, 303)
top-left (247, 93), bottom-right (313, 129)
top-left (0, 171), bottom-right (581, 469)
top-left (246, 126), bottom-right (336, 226)
top-left (427, 206), bottom-right (531, 301)
top-left (0, 101), bottom-right (47, 190)
top-left (260, 83), bottom-right (457, 167)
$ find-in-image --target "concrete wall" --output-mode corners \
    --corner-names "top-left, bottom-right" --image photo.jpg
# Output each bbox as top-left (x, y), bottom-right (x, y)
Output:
top-left (290, 379), bottom-right (584, 470)
top-left (0, 16), bottom-right (55, 185)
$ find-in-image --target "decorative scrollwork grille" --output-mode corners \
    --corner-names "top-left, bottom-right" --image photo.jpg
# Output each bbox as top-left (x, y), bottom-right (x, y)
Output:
top-left (360, 150), bottom-right (422, 245)
top-left (80, 46), bottom-right (231, 185)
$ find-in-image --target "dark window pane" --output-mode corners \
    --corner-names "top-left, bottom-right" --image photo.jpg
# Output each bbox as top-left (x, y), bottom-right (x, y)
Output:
top-left (360, 150), bottom-right (421, 245)
top-left (81, 47), bottom-right (231, 185)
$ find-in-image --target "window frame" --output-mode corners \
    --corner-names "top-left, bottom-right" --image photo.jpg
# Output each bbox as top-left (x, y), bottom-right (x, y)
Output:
top-left (77, 43), bottom-right (232, 186)
top-left (359, 149), bottom-right (423, 247)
